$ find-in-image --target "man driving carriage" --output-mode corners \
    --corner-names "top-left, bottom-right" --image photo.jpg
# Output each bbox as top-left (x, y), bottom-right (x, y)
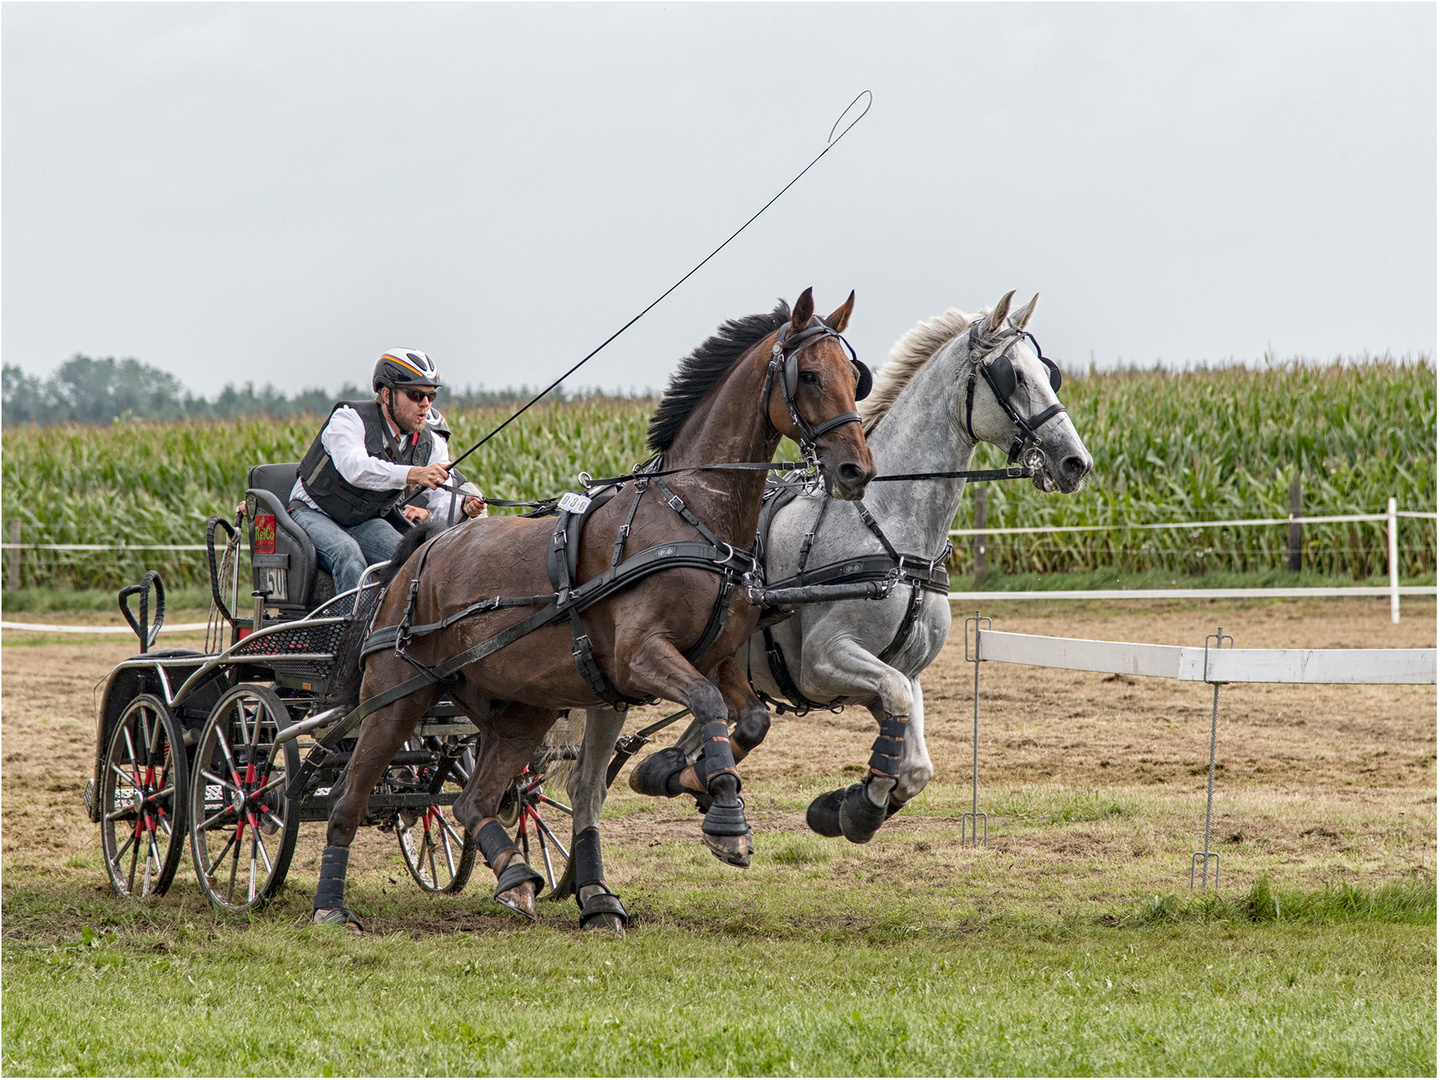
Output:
top-left (289, 349), bottom-right (486, 594)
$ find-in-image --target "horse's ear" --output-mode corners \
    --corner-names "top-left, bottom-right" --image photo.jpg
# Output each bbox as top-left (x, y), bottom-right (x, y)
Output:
top-left (790, 287), bottom-right (814, 332)
top-left (1012, 292), bottom-right (1039, 331)
top-left (984, 290), bottom-right (1015, 334)
top-left (823, 290), bottom-right (855, 333)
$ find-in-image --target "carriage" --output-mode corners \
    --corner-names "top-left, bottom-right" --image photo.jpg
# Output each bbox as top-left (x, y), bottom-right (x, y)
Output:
top-left (83, 461), bottom-right (577, 913)
top-left (82, 289), bottom-right (1087, 929)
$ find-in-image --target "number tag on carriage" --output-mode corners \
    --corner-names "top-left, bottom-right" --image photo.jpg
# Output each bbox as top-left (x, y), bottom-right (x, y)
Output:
top-left (557, 492), bottom-right (592, 515)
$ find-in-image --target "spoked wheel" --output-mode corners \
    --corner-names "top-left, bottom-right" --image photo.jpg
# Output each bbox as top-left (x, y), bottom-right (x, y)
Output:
top-left (188, 683), bottom-right (300, 913)
top-left (393, 738), bottom-right (477, 894)
top-left (512, 769), bottom-right (574, 898)
top-left (100, 693), bottom-right (189, 898)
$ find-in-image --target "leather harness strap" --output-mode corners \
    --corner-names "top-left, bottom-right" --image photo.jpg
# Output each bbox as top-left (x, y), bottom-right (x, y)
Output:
top-left (756, 495), bottom-right (951, 715)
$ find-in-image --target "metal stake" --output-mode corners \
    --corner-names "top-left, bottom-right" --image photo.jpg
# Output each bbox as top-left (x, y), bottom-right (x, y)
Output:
top-left (962, 611), bottom-right (989, 845)
top-left (1191, 627), bottom-right (1233, 890)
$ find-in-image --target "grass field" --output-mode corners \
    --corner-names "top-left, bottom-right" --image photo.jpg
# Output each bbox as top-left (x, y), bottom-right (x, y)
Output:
top-left (3, 598), bottom-right (1433, 1075)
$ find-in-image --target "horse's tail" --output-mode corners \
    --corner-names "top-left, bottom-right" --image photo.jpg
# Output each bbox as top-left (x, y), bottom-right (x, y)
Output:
top-left (324, 520), bottom-right (446, 709)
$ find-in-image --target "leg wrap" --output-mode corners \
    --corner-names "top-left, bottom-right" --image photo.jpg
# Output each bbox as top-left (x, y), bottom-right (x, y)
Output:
top-left (867, 713), bottom-right (909, 778)
top-left (477, 819), bottom-right (519, 870)
top-left (698, 720), bottom-right (740, 792)
top-left (732, 709), bottom-right (771, 755)
top-left (572, 827), bottom-right (604, 891)
top-left (572, 826), bottom-right (629, 927)
top-left (314, 844), bottom-right (350, 912)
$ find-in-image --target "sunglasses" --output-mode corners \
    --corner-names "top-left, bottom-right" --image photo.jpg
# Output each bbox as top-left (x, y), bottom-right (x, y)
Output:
top-left (401, 388), bottom-right (438, 404)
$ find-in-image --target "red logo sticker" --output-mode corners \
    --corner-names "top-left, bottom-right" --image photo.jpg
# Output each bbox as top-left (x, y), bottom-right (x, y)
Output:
top-left (254, 514), bottom-right (276, 555)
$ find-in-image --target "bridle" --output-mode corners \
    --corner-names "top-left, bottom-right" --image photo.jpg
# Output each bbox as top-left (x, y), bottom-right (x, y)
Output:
top-left (763, 318), bottom-right (873, 451)
top-left (963, 322), bottom-right (1067, 465)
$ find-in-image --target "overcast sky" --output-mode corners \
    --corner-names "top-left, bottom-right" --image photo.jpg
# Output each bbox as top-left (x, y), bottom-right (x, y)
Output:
top-left (3, 2), bottom-right (1434, 398)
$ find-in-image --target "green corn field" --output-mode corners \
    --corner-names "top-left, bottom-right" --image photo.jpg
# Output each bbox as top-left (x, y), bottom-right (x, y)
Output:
top-left (1, 360), bottom-right (1432, 591)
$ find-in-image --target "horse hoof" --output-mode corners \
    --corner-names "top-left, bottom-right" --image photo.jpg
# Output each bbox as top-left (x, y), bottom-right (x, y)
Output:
top-left (630, 746), bottom-right (690, 798)
top-left (839, 781), bottom-right (888, 844)
top-left (494, 881), bottom-right (539, 922)
top-left (581, 912), bottom-right (626, 935)
top-left (312, 907), bottom-right (365, 935)
top-left (703, 828), bottom-right (752, 868)
top-left (806, 788), bottom-right (846, 837)
top-left (578, 888), bottom-right (629, 934)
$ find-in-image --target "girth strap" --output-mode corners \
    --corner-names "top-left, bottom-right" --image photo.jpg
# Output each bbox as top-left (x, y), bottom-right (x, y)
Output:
top-left (548, 499), bottom-right (644, 710)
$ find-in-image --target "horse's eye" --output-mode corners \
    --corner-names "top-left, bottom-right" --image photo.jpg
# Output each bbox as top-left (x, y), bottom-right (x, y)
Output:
top-left (799, 371), bottom-right (820, 386)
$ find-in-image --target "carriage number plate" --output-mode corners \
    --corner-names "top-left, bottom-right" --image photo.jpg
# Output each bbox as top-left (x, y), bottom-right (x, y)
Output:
top-left (257, 566), bottom-right (288, 602)
top-left (558, 492), bottom-right (592, 515)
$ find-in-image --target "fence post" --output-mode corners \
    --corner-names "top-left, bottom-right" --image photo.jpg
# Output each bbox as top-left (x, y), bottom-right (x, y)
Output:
top-left (1388, 496), bottom-right (1400, 624)
top-left (972, 487), bottom-right (988, 588)
top-left (1288, 473), bottom-right (1302, 572)
top-left (7, 520), bottom-right (19, 592)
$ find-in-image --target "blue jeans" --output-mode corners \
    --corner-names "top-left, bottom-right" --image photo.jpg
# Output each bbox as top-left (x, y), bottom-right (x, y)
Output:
top-left (289, 506), bottom-right (402, 595)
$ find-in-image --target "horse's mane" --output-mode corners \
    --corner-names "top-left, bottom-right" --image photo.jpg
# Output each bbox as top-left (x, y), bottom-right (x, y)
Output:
top-left (860, 308), bottom-right (976, 435)
top-left (647, 300), bottom-right (791, 453)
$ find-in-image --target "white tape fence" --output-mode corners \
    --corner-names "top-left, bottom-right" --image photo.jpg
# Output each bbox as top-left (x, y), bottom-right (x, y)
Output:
top-left (961, 616), bottom-right (1436, 888)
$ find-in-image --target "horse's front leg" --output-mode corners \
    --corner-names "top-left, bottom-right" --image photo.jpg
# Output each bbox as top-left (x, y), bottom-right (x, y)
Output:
top-left (892, 676), bottom-right (934, 806)
top-left (801, 635), bottom-right (915, 845)
top-left (556, 706), bottom-right (630, 933)
top-left (450, 701), bottom-right (559, 921)
top-left (658, 655), bottom-right (773, 794)
top-left (313, 687), bottom-right (434, 932)
top-left (624, 637), bottom-right (752, 867)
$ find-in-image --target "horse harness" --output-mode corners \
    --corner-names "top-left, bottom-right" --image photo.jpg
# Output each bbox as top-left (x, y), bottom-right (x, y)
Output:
top-left (964, 323), bottom-right (1067, 464)
top-left (351, 315), bottom-right (873, 717)
top-left (357, 468), bottom-right (757, 711)
top-left (753, 486), bottom-right (951, 715)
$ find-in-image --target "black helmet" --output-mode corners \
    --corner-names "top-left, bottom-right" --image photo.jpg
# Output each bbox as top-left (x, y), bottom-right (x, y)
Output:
top-left (373, 349), bottom-right (441, 392)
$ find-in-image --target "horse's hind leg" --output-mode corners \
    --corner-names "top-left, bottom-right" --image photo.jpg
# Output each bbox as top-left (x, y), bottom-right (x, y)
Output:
top-left (313, 688), bottom-right (434, 930)
top-left (450, 702), bottom-right (558, 921)
top-left (554, 707), bottom-right (630, 933)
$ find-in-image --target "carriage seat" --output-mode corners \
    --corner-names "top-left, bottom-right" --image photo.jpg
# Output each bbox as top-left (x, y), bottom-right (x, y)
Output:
top-left (245, 463), bottom-right (335, 617)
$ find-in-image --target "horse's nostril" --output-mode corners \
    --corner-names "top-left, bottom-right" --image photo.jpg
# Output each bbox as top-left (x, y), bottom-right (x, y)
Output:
top-left (1062, 454), bottom-right (1089, 480)
top-left (839, 463), bottom-right (863, 484)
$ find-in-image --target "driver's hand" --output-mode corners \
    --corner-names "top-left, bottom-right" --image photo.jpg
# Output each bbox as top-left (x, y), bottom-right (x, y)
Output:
top-left (462, 495), bottom-right (486, 518)
top-left (402, 505), bottom-right (430, 524)
top-left (407, 462), bottom-right (451, 490)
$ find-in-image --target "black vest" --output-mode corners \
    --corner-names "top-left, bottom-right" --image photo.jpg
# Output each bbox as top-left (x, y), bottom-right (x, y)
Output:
top-left (297, 400), bottom-right (435, 527)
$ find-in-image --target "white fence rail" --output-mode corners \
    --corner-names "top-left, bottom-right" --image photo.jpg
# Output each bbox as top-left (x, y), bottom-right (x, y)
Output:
top-left (976, 629), bottom-right (1438, 684)
top-left (963, 618), bottom-right (1435, 888)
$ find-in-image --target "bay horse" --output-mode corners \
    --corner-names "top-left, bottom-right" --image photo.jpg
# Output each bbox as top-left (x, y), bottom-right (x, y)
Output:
top-left (562, 291), bottom-right (1091, 907)
top-left (313, 289), bottom-right (875, 930)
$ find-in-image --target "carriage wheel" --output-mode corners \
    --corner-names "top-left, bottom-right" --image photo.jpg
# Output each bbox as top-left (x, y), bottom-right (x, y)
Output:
top-left (512, 770), bottom-right (574, 899)
top-left (393, 739), bottom-right (476, 894)
top-left (188, 683), bottom-right (300, 913)
top-left (100, 693), bottom-right (189, 899)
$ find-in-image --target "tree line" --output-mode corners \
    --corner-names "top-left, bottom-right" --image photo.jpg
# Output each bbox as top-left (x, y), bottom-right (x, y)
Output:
top-left (1, 355), bottom-right (591, 427)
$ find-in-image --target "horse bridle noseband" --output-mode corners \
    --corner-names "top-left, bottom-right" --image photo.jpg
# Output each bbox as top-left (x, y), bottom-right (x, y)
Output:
top-left (963, 322), bottom-right (1067, 464)
top-left (763, 319), bottom-right (873, 449)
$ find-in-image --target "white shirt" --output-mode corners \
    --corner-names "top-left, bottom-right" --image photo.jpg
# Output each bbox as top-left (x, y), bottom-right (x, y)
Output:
top-left (290, 405), bottom-right (452, 518)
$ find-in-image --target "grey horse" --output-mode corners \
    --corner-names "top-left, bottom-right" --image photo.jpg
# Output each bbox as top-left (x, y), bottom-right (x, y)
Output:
top-left (558, 290), bottom-right (1093, 930)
